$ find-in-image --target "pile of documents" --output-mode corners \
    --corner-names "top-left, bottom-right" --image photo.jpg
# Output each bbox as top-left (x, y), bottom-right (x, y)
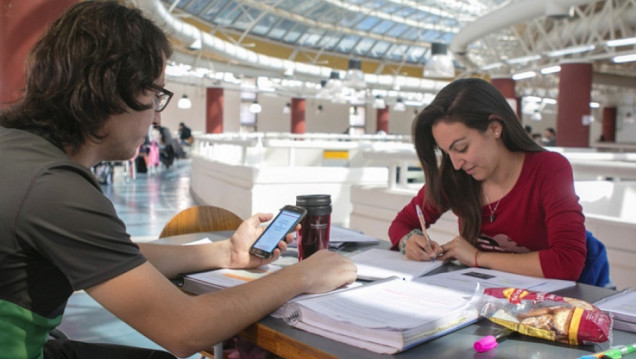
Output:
top-left (595, 289), bottom-right (636, 333)
top-left (281, 278), bottom-right (479, 354)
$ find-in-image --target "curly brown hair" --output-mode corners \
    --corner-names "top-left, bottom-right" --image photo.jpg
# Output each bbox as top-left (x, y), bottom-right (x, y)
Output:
top-left (0, 1), bottom-right (173, 152)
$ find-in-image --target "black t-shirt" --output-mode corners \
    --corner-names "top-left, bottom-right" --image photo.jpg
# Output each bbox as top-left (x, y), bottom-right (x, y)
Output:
top-left (0, 127), bottom-right (146, 357)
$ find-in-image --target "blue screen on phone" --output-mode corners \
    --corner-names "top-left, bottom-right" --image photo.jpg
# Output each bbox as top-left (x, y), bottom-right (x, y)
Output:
top-left (252, 210), bottom-right (302, 252)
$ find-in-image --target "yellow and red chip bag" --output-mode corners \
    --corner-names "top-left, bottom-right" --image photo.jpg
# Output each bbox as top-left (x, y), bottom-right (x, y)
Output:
top-left (479, 288), bottom-right (612, 345)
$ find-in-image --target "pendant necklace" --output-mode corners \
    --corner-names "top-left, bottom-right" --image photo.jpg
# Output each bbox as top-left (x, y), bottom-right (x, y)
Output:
top-left (483, 153), bottom-right (520, 223)
top-left (484, 192), bottom-right (501, 223)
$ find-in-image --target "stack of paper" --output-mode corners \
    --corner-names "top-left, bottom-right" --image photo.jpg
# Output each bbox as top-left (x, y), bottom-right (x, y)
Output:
top-left (180, 265), bottom-right (282, 295)
top-left (350, 248), bottom-right (443, 281)
top-left (417, 267), bottom-right (576, 298)
top-left (281, 278), bottom-right (479, 354)
top-left (595, 289), bottom-right (636, 333)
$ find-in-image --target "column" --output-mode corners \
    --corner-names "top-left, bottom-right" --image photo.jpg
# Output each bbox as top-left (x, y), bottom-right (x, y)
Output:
top-left (557, 62), bottom-right (592, 147)
top-left (206, 88), bottom-right (223, 133)
top-left (490, 77), bottom-right (520, 119)
top-left (0, 0), bottom-right (78, 107)
top-left (376, 107), bottom-right (389, 133)
top-left (601, 107), bottom-right (616, 142)
top-left (291, 98), bottom-right (305, 134)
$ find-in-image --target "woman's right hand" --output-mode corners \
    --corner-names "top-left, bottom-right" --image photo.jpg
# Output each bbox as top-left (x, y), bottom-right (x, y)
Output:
top-left (401, 230), bottom-right (443, 261)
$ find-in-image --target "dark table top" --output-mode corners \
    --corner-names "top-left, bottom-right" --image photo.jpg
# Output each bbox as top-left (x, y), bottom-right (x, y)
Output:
top-left (158, 231), bottom-right (633, 359)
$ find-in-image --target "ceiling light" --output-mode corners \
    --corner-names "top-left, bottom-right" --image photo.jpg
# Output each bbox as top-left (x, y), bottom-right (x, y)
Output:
top-left (177, 94), bottom-right (192, 109)
top-left (481, 62), bottom-right (504, 71)
top-left (372, 95), bottom-right (386, 109)
top-left (542, 98), bottom-right (557, 105)
top-left (590, 102), bottom-right (600, 109)
top-left (343, 59), bottom-right (366, 90)
top-left (393, 98), bottom-right (406, 112)
top-left (540, 65), bottom-right (561, 75)
top-left (249, 100), bottom-right (262, 114)
top-left (506, 55), bottom-right (541, 65)
top-left (512, 71), bottom-right (537, 80)
top-left (606, 37), bottom-right (636, 47)
top-left (547, 44), bottom-right (595, 57)
top-left (423, 43), bottom-right (455, 78)
top-left (545, 0), bottom-right (573, 19)
top-left (188, 38), bottom-right (202, 51)
top-left (613, 53), bottom-right (636, 63)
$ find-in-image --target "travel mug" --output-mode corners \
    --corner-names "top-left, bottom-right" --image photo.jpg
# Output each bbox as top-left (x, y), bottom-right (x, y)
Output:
top-left (295, 194), bottom-right (332, 260)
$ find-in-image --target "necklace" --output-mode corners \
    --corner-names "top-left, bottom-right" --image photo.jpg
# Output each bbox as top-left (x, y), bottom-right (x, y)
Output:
top-left (483, 153), bottom-right (521, 223)
top-left (484, 192), bottom-right (501, 223)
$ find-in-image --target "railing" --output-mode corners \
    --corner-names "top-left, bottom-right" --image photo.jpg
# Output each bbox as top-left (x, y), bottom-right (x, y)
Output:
top-left (192, 133), bottom-right (636, 184)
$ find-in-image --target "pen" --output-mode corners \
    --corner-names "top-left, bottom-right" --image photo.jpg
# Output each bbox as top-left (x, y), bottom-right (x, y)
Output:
top-left (579, 343), bottom-right (636, 359)
top-left (473, 328), bottom-right (515, 353)
top-left (415, 204), bottom-right (433, 257)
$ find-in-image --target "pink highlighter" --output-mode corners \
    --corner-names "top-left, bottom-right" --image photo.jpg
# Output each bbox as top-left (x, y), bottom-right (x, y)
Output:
top-left (474, 328), bottom-right (515, 353)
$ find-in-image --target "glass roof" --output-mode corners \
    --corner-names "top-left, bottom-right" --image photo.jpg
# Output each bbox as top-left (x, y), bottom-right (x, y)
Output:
top-left (164, 0), bottom-right (508, 65)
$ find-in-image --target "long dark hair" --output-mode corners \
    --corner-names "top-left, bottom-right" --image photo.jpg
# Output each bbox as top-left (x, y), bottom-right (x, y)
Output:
top-left (412, 78), bottom-right (544, 242)
top-left (0, 1), bottom-right (173, 152)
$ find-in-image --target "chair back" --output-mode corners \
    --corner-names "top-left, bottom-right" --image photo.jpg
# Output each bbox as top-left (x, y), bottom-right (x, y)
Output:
top-left (578, 230), bottom-right (613, 288)
top-left (159, 205), bottom-right (243, 238)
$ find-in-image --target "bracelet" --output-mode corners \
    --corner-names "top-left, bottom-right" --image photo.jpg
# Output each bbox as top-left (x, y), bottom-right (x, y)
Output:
top-left (474, 250), bottom-right (480, 268)
top-left (400, 229), bottom-right (423, 254)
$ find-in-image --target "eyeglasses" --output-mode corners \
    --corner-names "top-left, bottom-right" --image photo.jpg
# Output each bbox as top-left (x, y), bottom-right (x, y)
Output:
top-left (148, 84), bottom-right (173, 112)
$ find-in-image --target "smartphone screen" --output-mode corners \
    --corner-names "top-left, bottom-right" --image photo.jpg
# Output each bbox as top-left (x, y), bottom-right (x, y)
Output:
top-left (249, 205), bottom-right (307, 259)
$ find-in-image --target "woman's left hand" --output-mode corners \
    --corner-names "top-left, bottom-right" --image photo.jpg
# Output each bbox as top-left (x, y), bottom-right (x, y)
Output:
top-left (439, 236), bottom-right (479, 267)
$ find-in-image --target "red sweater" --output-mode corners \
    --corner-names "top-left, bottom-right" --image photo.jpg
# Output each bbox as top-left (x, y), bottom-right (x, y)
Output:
top-left (388, 151), bottom-right (586, 280)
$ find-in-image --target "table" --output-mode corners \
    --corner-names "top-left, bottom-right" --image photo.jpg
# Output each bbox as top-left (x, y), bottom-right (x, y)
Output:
top-left (160, 231), bottom-right (636, 359)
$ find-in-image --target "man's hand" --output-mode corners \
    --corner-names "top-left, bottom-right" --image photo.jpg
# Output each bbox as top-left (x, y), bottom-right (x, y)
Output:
top-left (286, 250), bottom-right (357, 294)
top-left (225, 213), bottom-right (294, 269)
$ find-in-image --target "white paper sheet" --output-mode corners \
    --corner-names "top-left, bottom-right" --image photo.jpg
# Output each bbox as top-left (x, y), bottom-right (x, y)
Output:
top-left (350, 248), bottom-right (443, 281)
top-left (417, 267), bottom-right (574, 297)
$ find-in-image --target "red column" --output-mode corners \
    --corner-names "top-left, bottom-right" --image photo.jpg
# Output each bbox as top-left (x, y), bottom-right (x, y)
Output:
top-left (206, 88), bottom-right (223, 133)
top-left (491, 77), bottom-right (520, 119)
top-left (291, 98), bottom-right (305, 134)
top-left (557, 62), bottom-right (592, 147)
top-left (0, 0), bottom-right (78, 107)
top-left (601, 107), bottom-right (616, 142)
top-left (376, 108), bottom-right (389, 133)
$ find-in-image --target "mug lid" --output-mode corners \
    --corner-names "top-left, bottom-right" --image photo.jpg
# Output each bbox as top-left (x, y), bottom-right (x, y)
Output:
top-left (296, 194), bottom-right (331, 206)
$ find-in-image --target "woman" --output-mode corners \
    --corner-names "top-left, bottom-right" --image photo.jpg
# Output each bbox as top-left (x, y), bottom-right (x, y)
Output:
top-left (389, 78), bottom-right (586, 281)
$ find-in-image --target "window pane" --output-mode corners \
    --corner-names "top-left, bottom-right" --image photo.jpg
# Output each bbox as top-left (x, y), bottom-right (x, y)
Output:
top-left (185, 0), bottom-right (211, 15)
top-left (233, 8), bottom-right (262, 31)
top-left (200, 0), bottom-right (230, 21)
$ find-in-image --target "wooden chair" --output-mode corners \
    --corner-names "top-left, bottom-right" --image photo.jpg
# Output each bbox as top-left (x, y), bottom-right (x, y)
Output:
top-left (159, 205), bottom-right (242, 238)
top-left (160, 205), bottom-right (243, 359)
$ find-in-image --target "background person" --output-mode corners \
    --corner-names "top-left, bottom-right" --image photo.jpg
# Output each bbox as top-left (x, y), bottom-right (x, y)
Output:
top-left (543, 127), bottom-right (556, 146)
top-left (388, 78), bottom-right (586, 281)
top-left (0, 2), bottom-right (356, 358)
top-left (178, 121), bottom-right (193, 145)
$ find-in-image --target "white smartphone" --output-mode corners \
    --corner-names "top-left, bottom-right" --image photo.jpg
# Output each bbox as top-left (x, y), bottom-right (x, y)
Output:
top-left (249, 205), bottom-right (307, 259)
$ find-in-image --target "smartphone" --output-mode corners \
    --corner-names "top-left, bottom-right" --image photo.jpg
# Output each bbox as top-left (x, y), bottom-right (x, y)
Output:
top-left (249, 205), bottom-right (307, 259)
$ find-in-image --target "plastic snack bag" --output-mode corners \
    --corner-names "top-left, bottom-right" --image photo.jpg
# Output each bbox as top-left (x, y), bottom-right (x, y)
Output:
top-left (479, 288), bottom-right (612, 345)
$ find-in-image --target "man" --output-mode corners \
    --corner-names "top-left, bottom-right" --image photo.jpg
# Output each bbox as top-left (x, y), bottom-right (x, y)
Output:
top-left (0, 2), bottom-right (356, 358)
top-left (178, 122), bottom-right (193, 145)
top-left (544, 127), bottom-right (556, 146)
